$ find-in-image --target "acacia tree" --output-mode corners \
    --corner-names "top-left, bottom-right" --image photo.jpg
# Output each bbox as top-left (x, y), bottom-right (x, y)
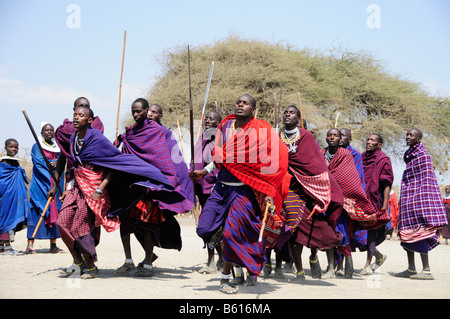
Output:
top-left (131, 36), bottom-right (449, 174)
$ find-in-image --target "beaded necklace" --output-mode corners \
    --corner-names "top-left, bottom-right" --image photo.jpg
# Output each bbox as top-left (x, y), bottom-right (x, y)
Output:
top-left (281, 127), bottom-right (301, 153)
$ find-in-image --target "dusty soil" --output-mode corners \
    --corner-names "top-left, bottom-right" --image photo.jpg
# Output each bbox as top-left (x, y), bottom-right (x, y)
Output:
top-left (1, 215), bottom-right (449, 300)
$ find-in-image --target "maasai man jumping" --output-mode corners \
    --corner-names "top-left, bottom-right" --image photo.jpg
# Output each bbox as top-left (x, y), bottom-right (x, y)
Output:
top-left (114, 98), bottom-right (194, 277)
top-left (275, 106), bottom-right (343, 283)
top-left (25, 123), bottom-right (65, 255)
top-left (191, 94), bottom-right (290, 294)
top-left (395, 128), bottom-right (447, 280)
top-left (48, 105), bottom-right (173, 279)
top-left (320, 128), bottom-right (386, 279)
top-left (360, 133), bottom-right (394, 275)
top-left (192, 110), bottom-right (224, 274)
top-left (0, 139), bottom-right (31, 255)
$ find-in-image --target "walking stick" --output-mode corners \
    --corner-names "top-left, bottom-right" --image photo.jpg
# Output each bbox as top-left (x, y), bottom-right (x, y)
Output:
top-left (334, 112), bottom-right (340, 128)
top-left (298, 92), bottom-right (304, 129)
top-left (307, 207), bottom-right (317, 220)
top-left (22, 110), bottom-right (62, 195)
top-left (31, 197), bottom-right (53, 239)
top-left (115, 30), bottom-right (127, 146)
top-left (273, 92), bottom-right (278, 134)
top-left (258, 202), bottom-right (272, 242)
top-left (188, 45), bottom-right (198, 225)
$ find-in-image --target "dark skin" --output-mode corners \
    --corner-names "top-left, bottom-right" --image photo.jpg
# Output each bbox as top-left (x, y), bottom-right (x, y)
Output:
top-left (325, 128), bottom-right (341, 154)
top-left (204, 111), bottom-right (220, 129)
top-left (48, 98), bottom-right (92, 200)
top-left (339, 128), bottom-right (352, 148)
top-left (2, 141), bottom-right (20, 167)
top-left (363, 134), bottom-right (390, 268)
top-left (49, 107), bottom-right (111, 269)
top-left (281, 107), bottom-right (322, 281)
top-left (26, 124), bottom-right (59, 250)
top-left (119, 100), bottom-right (156, 269)
top-left (190, 95), bottom-right (273, 279)
top-left (148, 104), bottom-right (162, 124)
top-left (403, 128), bottom-right (430, 272)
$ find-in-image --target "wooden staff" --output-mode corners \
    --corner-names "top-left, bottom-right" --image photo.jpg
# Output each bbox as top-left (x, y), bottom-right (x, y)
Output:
top-left (176, 120), bottom-right (187, 162)
top-left (298, 92), bottom-right (304, 129)
top-left (273, 92), bottom-right (278, 133)
top-left (307, 207), bottom-right (317, 220)
top-left (22, 110), bottom-right (62, 194)
top-left (187, 45), bottom-right (198, 222)
top-left (334, 112), bottom-right (340, 128)
top-left (258, 202), bottom-right (272, 242)
top-left (115, 30), bottom-right (127, 146)
top-left (31, 197), bottom-right (53, 239)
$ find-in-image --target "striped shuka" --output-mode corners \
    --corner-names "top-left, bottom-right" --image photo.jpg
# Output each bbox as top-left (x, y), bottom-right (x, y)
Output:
top-left (275, 129), bottom-right (343, 251)
top-left (397, 143), bottom-right (447, 252)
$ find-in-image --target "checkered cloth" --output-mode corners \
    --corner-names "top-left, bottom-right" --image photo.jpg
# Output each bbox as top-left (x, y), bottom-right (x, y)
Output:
top-left (118, 118), bottom-right (194, 215)
top-left (361, 149), bottom-right (394, 210)
top-left (320, 147), bottom-right (386, 230)
top-left (213, 115), bottom-right (290, 214)
top-left (398, 143), bottom-right (447, 245)
top-left (74, 164), bottom-right (120, 232)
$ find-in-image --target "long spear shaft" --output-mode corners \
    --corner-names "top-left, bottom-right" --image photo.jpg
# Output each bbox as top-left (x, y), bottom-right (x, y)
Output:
top-left (298, 92), bottom-right (304, 129)
top-left (188, 46), bottom-right (197, 214)
top-left (273, 92), bottom-right (278, 133)
top-left (277, 81), bottom-right (283, 133)
top-left (115, 30), bottom-right (127, 146)
top-left (196, 61), bottom-right (214, 141)
top-left (31, 196), bottom-right (53, 239)
top-left (21, 109), bottom-right (62, 195)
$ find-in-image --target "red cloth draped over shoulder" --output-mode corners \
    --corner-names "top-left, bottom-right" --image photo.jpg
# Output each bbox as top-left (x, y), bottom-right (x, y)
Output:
top-left (213, 114), bottom-right (290, 213)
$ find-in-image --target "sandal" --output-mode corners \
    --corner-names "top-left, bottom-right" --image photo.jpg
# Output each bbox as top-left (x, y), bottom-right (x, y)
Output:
top-left (81, 266), bottom-right (99, 279)
top-left (360, 266), bottom-right (373, 276)
top-left (115, 261), bottom-right (136, 275)
top-left (410, 270), bottom-right (434, 280)
top-left (219, 281), bottom-right (238, 294)
top-left (49, 246), bottom-right (64, 254)
top-left (134, 265), bottom-right (154, 277)
top-left (289, 270), bottom-right (306, 284)
top-left (394, 269), bottom-right (417, 278)
top-left (24, 247), bottom-right (36, 255)
top-left (375, 254), bottom-right (387, 267)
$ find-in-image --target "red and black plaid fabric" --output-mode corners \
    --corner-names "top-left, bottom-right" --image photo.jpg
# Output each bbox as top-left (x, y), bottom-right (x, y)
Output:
top-left (320, 147), bottom-right (386, 229)
top-left (213, 115), bottom-right (290, 214)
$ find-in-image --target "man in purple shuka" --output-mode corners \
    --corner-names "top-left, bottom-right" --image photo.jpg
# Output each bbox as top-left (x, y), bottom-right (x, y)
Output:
top-left (114, 98), bottom-right (194, 277)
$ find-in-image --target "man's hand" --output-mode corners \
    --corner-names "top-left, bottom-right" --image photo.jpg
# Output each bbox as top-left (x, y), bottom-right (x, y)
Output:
top-left (189, 169), bottom-right (208, 181)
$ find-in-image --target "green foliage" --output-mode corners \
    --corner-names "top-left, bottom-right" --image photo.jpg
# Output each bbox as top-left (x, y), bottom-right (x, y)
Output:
top-left (136, 36), bottom-right (449, 173)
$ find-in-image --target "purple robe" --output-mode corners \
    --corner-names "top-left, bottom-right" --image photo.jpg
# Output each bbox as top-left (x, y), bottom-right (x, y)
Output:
top-left (118, 119), bottom-right (194, 215)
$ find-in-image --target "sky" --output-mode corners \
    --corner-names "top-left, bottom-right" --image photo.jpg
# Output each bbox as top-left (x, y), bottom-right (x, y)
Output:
top-left (0, 0), bottom-right (449, 183)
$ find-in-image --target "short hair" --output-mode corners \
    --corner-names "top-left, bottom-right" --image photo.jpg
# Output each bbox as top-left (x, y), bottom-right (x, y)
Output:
top-left (286, 105), bottom-right (301, 117)
top-left (327, 127), bottom-right (342, 138)
top-left (133, 98), bottom-right (149, 109)
top-left (208, 110), bottom-right (223, 122)
top-left (241, 94), bottom-right (256, 109)
top-left (370, 132), bottom-right (384, 144)
top-left (75, 105), bottom-right (94, 119)
top-left (149, 103), bottom-right (163, 115)
top-left (73, 97), bottom-right (90, 109)
top-left (340, 128), bottom-right (352, 138)
top-left (410, 128), bottom-right (423, 139)
top-left (5, 138), bottom-right (18, 147)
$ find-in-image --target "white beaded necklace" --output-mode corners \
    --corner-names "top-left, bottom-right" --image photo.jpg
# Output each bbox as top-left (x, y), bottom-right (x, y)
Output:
top-left (281, 127), bottom-right (300, 153)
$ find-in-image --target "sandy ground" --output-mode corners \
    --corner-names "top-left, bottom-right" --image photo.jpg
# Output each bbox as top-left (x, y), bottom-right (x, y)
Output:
top-left (1, 214), bottom-right (449, 300)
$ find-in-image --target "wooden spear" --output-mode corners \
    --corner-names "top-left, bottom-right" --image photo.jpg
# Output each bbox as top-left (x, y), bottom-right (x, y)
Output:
top-left (188, 45), bottom-right (198, 224)
top-left (115, 30), bottom-right (127, 146)
top-left (31, 197), bottom-right (53, 239)
top-left (334, 112), bottom-right (340, 128)
top-left (298, 92), bottom-right (304, 129)
top-left (176, 120), bottom-right (187, 163)
top-left (259, 202), bottom-right (272, 242)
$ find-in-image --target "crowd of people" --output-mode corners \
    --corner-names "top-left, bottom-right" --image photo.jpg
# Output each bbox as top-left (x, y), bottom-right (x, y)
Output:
top-left (0, 94), bottom-right (449, 294)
